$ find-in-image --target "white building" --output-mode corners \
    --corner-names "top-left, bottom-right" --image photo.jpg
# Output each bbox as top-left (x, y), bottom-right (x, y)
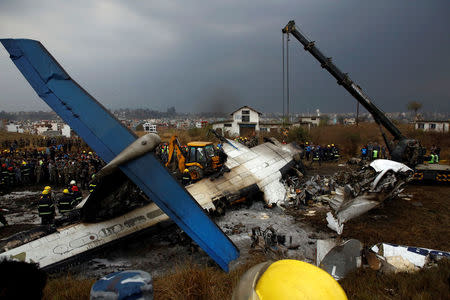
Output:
top-left (415, 120), bottom-right (449, 133)
top-left (61, 124), bottom-right (71, 138)
top-left (212, 106), bottom-right (262, 136)
top-left (143, 122), bottom-right (157, 133)
top-left (298, 116), bottom-right (320, 127)
top-left (6, 123), bottom-right (24, 133)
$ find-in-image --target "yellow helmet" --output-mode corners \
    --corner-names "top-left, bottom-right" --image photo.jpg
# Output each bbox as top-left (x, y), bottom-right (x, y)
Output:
top-left (44, 186), bottom-right (51, 191)
top-left (42, 190), bottom-right (49, 195)
top-left (327, 144), bottom-right (330, 147)
top-left (232, 259), bottom-right (347, 300)
top-left (63, 189), bottom-right (70, 194)
top-left (331, 144), bottom-right (335, 146)
top-left (184, 169), bottom-right (189, 173)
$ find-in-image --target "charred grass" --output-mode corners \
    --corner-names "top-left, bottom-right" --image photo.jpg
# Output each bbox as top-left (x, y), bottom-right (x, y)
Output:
top-left (43, 274), bottom-right (95, 300)
top-left (340, 258), bottom-right (450, 300)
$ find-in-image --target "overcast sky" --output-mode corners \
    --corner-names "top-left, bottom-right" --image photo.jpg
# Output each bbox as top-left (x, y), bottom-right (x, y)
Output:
top-left (0, 0), bottom-right (449, 114)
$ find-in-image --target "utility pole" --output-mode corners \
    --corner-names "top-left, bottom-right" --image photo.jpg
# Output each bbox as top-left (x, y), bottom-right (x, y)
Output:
top-left (286, 33), bottom-right (290, 124)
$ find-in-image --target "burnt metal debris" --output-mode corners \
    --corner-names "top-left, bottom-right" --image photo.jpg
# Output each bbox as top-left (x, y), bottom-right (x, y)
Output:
top-left (283, 159), bottom-right (413, 234)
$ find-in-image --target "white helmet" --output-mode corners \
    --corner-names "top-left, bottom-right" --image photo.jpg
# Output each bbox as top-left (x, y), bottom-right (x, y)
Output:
top-left (70, 180), bottom-right (76, 185)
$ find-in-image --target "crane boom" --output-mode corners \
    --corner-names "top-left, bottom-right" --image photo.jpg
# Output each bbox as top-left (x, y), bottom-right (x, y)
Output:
top-left (282, 20), bottom-right (405, 141)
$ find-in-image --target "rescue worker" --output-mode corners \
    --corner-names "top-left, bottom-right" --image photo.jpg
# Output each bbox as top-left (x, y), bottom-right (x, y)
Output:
top-left (310, 147), bottom-right (322, 167)
top-left (182, 169), bottom-right (191, 185)
top-left (57, 189), bottom-right (74, 214)
top-left (70, 184), bottom-right (83, 206)
top-left (89, 174), bottom-right (97, 193)
top-left (372, 148), bottom-right (378, 160)
top-left (232, 259), bottom-right (347, 300)
top-left (361, 146), bottom-right (368, 160)
top-left (305, 143), bottom-right (311, 160)
top-left (38, 187), bottom-right (55, 225)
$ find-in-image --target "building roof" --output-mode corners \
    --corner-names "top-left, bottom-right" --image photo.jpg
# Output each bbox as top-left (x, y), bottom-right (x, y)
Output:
top-left (230, 106), bottom-right (262, 116)
top-left (415, 120), bottom-right (449, 123)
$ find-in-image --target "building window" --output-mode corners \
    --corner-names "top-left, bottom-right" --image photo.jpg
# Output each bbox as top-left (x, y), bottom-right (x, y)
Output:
top-left (430, 123), bottom-right (436, 129)
top-left (242, 110), bottom-right (250, 115)
top-left (224, 123), bottom-right (232, 127)
top-left (242, 115), bottom-right (250, 122)
top-left (417, 123), bottom-right (424, 129)
top-left (260, 127), bottom-right (268, 132)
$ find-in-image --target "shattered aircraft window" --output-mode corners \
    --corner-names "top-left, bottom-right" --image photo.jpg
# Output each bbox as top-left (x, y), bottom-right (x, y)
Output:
top-left (197, 148), bottom-right (206, 163)
top-left (205, 145), bottom-right (215, 157)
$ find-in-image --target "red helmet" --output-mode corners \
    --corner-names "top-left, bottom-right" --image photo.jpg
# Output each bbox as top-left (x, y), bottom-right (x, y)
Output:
top-left (1, 164), bottom-right (6, 168)
top-left (71, 185), bottom-right (79, 192)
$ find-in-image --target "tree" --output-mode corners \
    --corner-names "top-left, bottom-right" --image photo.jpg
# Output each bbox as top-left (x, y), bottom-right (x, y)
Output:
top-left (407, 101), bottom-right (422, 119)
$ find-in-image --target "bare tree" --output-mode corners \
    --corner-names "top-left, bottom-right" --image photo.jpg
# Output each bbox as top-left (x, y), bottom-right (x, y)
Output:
top-left (407, 101), bottom-right (422, 119)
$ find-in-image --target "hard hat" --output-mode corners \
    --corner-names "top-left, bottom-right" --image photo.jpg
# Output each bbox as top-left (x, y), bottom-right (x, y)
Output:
top-left (22, 161), bottom-right (27, 165)
top-left (306, 142), bottom-right (309, 145)
top-left (184, 169), bottom-right (189, 173)
top-left (71, 186), bottom-right (79, 192)
top-left (88, 152), bottom-right (92, 155)
top-left (92, 174), bottom-right (96, 179)
top-left (70, 180), bottom-right (76, 185)
top-left (44, 186), bottom-right (51, 191)
top-left (331, 144), bottom-right (335, 146)
top-left (232, 259), bottom-right (347, 300)
top-left (327, 145), bottom-right (330, 147)
top-left (63, 189), bottom-right (70, 194)
top-left (42, 190), bottom-right (49, 195)
top-left (1, 164), bottom-right (6, 168)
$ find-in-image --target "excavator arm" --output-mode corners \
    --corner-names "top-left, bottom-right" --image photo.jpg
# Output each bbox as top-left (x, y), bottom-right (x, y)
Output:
top-left (166, 135), bottom-right (186, 173)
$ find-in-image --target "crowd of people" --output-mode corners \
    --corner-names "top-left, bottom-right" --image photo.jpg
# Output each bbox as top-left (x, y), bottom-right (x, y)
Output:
top-left (360, 143), bottom-right (388, 160)
top-left (0, 137), bottom-right (104, 194)
top-left (301, 143), bottom-right (340, 166)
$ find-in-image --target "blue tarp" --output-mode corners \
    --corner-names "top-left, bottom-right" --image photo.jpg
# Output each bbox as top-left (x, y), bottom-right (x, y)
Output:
top-left (1, 39), bottom-right (239, 271)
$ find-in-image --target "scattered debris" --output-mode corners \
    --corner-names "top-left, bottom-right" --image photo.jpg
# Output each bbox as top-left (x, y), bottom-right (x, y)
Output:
top-left (90, 270), bottom-right (153, 300)
top-left (318, 239), bottom-right (363, 280)
top-left (285, 159), bottom-right (413, 235)
top-left (371, 243), bottom-right (450, 273)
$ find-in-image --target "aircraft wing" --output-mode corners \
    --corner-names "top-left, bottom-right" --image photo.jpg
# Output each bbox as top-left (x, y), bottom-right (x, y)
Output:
top-left (0, 39), bottom-right (238, 271)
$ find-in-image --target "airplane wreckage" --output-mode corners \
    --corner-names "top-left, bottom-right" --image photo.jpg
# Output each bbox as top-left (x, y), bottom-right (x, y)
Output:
top-left (0, 38), bottom-right (416, 271)
top-left (0, 39), bottom-right (306, 271)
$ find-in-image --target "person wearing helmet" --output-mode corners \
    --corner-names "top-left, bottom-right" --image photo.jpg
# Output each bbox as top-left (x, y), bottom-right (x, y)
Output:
top-left (38, 189), bottom-right (55, 225)
top-left (182, 169), bottom-right (191, 185)
top-left (232, 259), bottom-right (347, 300)
top-left (58, 189), bottom-right (75, 214)
top-left (70, 184), bottom-right (83, 206)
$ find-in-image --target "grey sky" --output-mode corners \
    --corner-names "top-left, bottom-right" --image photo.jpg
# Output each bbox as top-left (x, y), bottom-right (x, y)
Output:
top-left (0, 0), bottom-right (449, 114)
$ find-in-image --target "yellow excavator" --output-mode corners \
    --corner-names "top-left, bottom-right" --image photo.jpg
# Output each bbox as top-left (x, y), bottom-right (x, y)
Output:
top-left (165, 135), bottom-right (224, 181)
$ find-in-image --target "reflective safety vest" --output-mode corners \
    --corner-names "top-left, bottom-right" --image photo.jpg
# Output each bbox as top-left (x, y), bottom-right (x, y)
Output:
top-left (373, 150), bottom-right (378, 158)
top-left (58, 194), bottom-right (75, 213)
top-left (429, 154), bottom-right (435, 164)
top-left (89, 183), bottom-right (97, 193)
top-left (38, 195), bottom-right (55, 216)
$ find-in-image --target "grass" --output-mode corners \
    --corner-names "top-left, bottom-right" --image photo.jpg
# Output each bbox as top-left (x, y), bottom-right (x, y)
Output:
top-left (340, 259), bottom-right (450, 300)
top-left (43, 274), bottom-right (95, 300)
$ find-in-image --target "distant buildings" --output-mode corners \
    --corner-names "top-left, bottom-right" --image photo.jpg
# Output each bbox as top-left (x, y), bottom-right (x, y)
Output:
top-left (415, 120), bottom-right (449, 133)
